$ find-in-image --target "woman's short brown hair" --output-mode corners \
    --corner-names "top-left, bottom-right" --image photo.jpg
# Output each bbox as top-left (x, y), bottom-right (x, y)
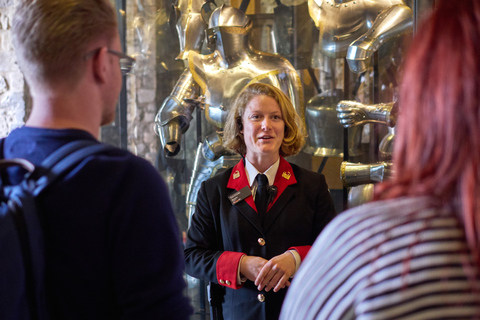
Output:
top-left (223, 82), bottom-right (306, 157)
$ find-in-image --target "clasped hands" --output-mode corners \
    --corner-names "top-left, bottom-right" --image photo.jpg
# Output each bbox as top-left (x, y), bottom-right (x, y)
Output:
top-left (240, 252), bottom-right (296, 293)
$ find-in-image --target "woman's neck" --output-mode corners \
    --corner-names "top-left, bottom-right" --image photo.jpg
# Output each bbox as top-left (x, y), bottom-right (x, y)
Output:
top-left (246, 154), bottom-right (280, 173)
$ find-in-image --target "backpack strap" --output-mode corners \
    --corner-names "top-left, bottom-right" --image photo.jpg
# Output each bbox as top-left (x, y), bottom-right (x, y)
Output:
top-left (0, 138), bottom-right (6, 184)
top-left (1, 140), bottom-right (115, 320)
top-left (32, 140), bottom-right (116, 195)
top-left (40, 140), bottom-right (100, 170)
top-left (0, 138), bottom-right (4, 159)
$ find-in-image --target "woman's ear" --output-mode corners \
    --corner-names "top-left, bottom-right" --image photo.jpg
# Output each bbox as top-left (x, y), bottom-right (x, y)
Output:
top-left (237, 118), bottom-right (243, 131)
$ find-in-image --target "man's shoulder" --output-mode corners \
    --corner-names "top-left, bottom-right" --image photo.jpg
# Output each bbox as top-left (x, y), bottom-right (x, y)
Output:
top-left (82, 146), bottom-right (163, 186)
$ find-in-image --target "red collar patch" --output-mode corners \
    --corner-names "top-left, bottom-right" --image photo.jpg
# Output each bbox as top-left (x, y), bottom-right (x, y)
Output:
top-left (227, 158), bottom-right (297, 211)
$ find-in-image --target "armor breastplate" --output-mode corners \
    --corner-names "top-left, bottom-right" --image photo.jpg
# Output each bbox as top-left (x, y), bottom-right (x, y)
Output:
top-left (316, 0), bottom-right (368, 58)
top-left (188, 52), bottom-right (303, 127)
top-left (192, 64), bottom-right (253, 127)
top-left (311, 0), bottom-right (408, 58)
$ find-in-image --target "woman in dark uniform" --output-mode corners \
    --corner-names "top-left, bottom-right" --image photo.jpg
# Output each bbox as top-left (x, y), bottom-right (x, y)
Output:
top-left (184, 82), bottom-right (336, 320)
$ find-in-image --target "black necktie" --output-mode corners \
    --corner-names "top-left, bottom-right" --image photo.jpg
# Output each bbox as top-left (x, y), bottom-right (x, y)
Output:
top-left (255, 174), bottom-right (268, 225)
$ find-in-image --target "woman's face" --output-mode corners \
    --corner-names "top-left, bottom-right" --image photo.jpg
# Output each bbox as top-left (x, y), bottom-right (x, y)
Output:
top-left (242, 95), bottom-right (285, 160)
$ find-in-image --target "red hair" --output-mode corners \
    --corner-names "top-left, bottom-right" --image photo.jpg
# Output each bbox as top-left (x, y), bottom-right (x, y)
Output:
top-left (375, 0), bottom-right (480, 256)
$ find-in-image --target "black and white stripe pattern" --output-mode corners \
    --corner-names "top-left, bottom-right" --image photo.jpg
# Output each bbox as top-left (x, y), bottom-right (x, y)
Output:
top-left (281, 196), bottom-right (480, 320)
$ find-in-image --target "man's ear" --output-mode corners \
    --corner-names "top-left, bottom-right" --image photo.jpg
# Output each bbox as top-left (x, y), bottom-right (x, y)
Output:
top-left (92, 47), bottom-right (109, 84)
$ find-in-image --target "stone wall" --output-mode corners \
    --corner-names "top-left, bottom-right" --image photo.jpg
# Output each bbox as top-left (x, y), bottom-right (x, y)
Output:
top-left (0, 0), bottom-right (158, 165)
top-left (126, 0), bottom-right (159, 165)
top-left (0, 0), bottom-right (27, 138)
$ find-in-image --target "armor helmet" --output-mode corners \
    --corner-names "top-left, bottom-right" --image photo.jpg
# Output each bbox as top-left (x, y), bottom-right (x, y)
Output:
top-left (208, 4), bottom-right (251, 29)
top-left (205, 5), bottom-right (252, 56)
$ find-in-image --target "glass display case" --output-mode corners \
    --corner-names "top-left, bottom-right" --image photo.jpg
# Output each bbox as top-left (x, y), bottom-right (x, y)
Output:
top-left (112, 0), bottom-right (435, 318)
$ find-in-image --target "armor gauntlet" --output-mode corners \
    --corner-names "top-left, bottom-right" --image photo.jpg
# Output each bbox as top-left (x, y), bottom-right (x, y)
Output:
top-left (341, 161), bottom-right (393, 188)
top-left (346, 4), bottom-right (413, 73)
top-left (154, 69), bottom-right (200, 156)
top-left (336, 101), bottom-right (397, 128)
top-left (203, 131), bottom-right (237, 161)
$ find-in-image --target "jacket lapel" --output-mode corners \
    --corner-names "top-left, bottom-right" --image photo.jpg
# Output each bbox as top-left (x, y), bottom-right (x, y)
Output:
top-left (226, 158), bottom-right (298, 233)
top-left (226, 161), bottom-right (263, 232)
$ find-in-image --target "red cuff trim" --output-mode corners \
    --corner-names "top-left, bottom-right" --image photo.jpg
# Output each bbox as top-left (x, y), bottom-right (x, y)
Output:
top-left (217, 251), bottom-right (246, 289)
top-left (289, 245), bottom-right (311, 261)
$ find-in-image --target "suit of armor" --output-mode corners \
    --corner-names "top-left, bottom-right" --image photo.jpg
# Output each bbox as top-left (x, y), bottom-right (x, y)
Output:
top-left (309, 0), bottom-right (413, 73)
top-left (307, 0), bottom-right (412, 207)
top-left (155, 5), bottom-right (303, 219)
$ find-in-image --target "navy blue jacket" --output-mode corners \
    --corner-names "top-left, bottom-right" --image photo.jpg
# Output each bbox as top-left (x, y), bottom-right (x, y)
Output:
top-left (3, 127), bottom-right (192, 320)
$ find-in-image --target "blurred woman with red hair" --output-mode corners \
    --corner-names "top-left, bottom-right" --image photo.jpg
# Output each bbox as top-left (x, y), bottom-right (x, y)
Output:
top-left (281, 1), bottom-right (480, 319)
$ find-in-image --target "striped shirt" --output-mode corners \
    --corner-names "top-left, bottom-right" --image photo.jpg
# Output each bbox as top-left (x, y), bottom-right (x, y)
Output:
top-left (280, 196), bottom-right (480, 320)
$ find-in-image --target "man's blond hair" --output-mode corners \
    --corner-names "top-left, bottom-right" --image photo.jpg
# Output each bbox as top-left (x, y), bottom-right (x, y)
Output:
top-left (12, 0), bottom-right (118, 86)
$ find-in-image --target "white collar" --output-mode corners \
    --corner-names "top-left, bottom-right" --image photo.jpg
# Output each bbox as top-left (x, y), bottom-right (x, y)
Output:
top-left (245, 157), bottom-right (280, 187)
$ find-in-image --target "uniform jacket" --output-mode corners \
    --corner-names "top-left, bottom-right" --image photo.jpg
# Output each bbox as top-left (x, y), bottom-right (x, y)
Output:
top-left (185, 157), bottom-right (336, 320)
